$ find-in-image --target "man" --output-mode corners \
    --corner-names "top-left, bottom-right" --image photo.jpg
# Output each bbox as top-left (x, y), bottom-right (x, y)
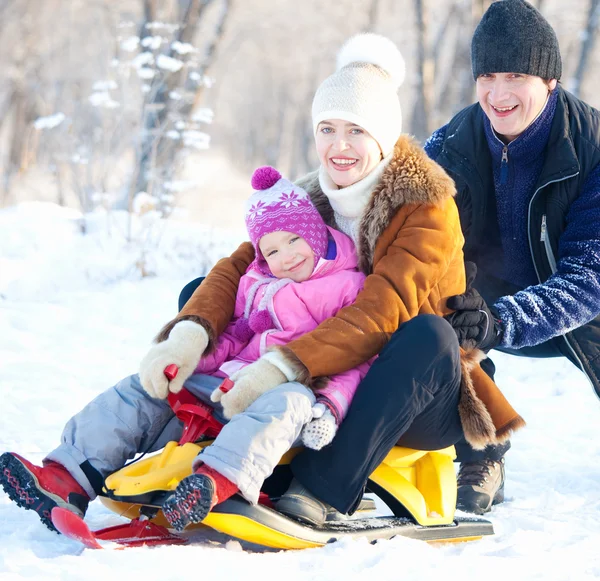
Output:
top-left (425, 0), bottom-right (600, 515)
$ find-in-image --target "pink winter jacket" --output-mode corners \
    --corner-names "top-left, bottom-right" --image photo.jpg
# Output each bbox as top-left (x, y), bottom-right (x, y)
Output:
top-left (195, 227), bottom-right (370, 422)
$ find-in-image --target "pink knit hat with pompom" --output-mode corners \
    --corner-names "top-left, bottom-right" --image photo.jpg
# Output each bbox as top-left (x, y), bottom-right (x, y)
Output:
top-left (245, 166), bottom-right (329, 276)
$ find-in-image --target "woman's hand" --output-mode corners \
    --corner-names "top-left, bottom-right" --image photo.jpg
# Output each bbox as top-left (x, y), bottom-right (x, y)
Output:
top-left (139, 321), bottom-right (209, 399)
top-left (210, 356), bottom-right (289, 419)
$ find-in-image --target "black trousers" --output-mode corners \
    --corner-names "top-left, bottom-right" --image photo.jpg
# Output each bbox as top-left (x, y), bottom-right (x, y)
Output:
top-left (179, 277), bottom-right (205, 311)
top-left (292, 314), bottom-right (464, 514)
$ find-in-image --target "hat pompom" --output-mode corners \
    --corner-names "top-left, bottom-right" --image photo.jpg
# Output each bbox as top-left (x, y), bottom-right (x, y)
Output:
top-left (251, 166), bottom-right (282, 190)
top-left (232, 317), bottom-right (255, 342)
top-left (249, 309), bottom-right (274, 334)
top-left (336, 33), bottom-right (405, 88)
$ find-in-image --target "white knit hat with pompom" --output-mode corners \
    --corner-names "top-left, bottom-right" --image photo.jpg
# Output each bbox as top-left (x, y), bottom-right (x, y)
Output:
top-left (312, 33), bottom-right (405, 157)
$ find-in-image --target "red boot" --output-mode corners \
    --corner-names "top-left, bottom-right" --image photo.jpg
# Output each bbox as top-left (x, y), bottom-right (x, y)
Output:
top-left (0, 452), bottom-right (90, 532)
top-left (162, 465), bottom-right (239, 532)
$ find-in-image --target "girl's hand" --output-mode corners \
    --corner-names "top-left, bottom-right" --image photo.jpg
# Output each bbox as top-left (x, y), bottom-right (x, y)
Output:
top-left (210, 357), bottom-right (288, 418)
top-left (301, 405), bottom-right (338, 450)
top-left (139, 321), bottom-right (209, 399)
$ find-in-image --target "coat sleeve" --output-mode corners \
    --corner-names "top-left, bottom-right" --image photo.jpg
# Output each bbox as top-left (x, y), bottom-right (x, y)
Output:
top-left (155, 242), bottom-right (255, 351)
top-left (316, 361), bottom-right (371, 423)
top-left (494, 164), bottom-right (600, 348)
top-left (194, 274), bottom-right (254, 372)
top-left (279, 198), bottom-right (464, 378)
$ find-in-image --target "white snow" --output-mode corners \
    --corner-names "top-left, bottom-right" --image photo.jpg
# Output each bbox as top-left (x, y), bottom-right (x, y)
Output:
top-left (192, 108), bottom-right (214, 124)
top-left (88, 92), bottom-right (120, 109)
top-left (33, 113), bottom-right (66, 130)
top-left (141, 36), bottom-right (164, 50)
top-left (156, 54), bottom-right (184, 73)
top-left (171, 41), bottom-right (197, 55)
top-left (1, 203), bottom-right (600, 580)
top-left (120, 36), bottom-right (140, 52)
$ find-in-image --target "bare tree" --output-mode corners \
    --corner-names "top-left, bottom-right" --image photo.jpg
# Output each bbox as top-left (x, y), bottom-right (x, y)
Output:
top-left (0, 0), bottom-right (42, 202)
top-left (412, 0), bottom-right (432, 140)
top-left (363, 0), bottom-right (383, 32)
top-left (132, 0), bottom-right (231, 201)
top-left (570, 0), bottom-right (600, 96)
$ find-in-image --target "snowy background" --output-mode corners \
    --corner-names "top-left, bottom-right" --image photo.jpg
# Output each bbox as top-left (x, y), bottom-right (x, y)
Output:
top-left (1, 203), bottom-right (600, 581)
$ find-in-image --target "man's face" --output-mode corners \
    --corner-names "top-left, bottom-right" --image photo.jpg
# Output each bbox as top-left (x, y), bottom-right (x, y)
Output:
top-left (476, 73), bottom-right (557, 143)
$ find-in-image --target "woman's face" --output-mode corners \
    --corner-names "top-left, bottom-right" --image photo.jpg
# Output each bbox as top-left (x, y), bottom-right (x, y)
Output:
top-left (315, 120), bottom-right (382, 188)
top-left (476, 73), bottom-right (557, 143)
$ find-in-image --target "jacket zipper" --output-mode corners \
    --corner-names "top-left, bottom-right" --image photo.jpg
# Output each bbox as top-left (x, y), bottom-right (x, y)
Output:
top-left (539, 214), bottom-right (557, 273)
top-left (500, 146), bottom-right (509, 184)
top-left (527, 172), bottom-right (596, 395)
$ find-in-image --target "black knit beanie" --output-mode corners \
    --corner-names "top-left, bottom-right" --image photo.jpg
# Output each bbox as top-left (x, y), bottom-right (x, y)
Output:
top-left (471, 0), bottom-right (562, 81)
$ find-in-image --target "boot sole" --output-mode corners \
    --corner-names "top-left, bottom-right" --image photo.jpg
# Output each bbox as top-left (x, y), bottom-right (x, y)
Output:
top-left (456, 486), bottom-right (504, 515)
top-left (0, 453), bottom-right (70, 532)
top-left (162, 474), bottom-right (215, 532)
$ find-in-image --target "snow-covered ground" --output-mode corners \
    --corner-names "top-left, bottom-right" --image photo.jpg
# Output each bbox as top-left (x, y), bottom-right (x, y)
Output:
top-left (1, 203), bottom-right (600, 581)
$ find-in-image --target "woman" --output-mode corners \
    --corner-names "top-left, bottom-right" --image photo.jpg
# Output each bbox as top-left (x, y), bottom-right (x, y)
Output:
top-left (150, 33), bottom-right (525, 526)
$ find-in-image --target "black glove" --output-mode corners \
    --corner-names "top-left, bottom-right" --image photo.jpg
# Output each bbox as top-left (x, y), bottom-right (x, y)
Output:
top-left (444, 262), bottom-right (503, 351)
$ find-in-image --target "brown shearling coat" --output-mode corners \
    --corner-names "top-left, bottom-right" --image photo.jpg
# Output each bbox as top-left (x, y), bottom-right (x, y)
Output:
top-left (160, 135), bottom-right (525, 450)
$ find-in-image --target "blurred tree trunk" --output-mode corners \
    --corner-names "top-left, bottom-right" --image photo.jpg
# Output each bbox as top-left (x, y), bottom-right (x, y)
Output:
top-left (363, 0), bottom-right (382, 31)
top-left (1, 0), bottom-right (39, 203)
top-left (412, 0), bottom-right (432, 140)
top-left (415, 0), bottom-right (480, 140)
top-left (570, 0), bottom-right (600, 97)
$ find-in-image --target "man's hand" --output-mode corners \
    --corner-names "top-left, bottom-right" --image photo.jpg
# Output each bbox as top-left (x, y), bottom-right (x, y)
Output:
top-left (210, 356), bottom-right (288, 419)
top-left (139, 321), bottom-right (209, 399)
top-left (445, 262), bottom-right (503, 351)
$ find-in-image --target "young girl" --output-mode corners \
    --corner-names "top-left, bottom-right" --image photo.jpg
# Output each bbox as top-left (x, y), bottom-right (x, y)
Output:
top-left (160, 166), bottom-right (370, 531)
top-left (0, 166), bottom-right (369, 533)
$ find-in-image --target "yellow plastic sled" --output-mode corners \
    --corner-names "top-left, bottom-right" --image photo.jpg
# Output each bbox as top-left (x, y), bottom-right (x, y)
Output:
top-left (99, 439), bottom-right (494, 548)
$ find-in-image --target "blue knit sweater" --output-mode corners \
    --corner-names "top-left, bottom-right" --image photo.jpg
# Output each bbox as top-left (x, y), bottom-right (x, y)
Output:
top-left (425, 95), bottom-right (600, 349)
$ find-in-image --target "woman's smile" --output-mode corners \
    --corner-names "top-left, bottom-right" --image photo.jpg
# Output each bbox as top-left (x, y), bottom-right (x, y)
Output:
top-left (329, 157), bottom-right (358, 171)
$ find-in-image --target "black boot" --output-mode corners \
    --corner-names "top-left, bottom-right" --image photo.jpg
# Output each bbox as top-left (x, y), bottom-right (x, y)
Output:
top-left (276, 478), bottom-right (376, 527)
top-left (162, 474), bottom-right (216, 532)
top-left (456, 458), bottom-right (505, 515)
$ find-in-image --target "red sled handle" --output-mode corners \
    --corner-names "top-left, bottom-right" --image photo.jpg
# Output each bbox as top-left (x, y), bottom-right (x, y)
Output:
top-left (219, 378), bottom-right (234, 393)
top-left (164, 364), bottom-right (179, 380)
top-left (164, 365), bottom-right (232, 394)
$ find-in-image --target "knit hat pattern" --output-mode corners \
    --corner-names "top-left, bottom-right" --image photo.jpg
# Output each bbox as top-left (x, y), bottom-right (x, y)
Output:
top-left (471, 0), bottom-right (562, 81)
top-left (312, 33), bottom-right (405, 157)
top-left (245, 166), bottom-right (329, 276)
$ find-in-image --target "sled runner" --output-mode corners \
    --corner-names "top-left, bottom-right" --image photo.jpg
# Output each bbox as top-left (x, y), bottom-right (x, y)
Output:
top-left (52, 365), bottom-right (494, 549)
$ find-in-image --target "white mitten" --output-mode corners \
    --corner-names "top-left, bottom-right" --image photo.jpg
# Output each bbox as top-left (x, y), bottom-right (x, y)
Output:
top-left (301, 404), bottom-right (338, 450)
top-left (210, 355), bottom-right (289, 419)
top-left (139, 320), bottom-right (209, 399)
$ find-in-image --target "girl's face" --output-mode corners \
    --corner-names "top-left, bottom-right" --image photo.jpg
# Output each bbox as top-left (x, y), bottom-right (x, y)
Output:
top-left (259, 231), bottom-right (315, 282)
top-left (315, 120), bottom-right (382, 188)
top-left (476, 73), bottom-right (557, 143)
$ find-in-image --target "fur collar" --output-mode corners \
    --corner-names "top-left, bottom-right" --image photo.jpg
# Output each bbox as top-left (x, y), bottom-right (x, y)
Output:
top-left (296, 135), bottom-right (457, 273)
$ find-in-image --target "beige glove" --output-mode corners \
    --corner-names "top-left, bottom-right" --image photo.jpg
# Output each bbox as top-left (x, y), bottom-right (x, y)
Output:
top-left (210, 354), bottom-right (293, 419)
top-left (139, 320), bottom-right (209, 399)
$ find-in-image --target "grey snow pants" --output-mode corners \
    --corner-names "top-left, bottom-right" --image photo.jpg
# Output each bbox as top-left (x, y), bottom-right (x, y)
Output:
top-left (46, 373), bottom-right (315, 504)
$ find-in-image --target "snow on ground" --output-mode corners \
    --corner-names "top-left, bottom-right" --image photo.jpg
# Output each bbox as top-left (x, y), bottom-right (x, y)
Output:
top-left (1, 203), bottom-right (600, 581)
